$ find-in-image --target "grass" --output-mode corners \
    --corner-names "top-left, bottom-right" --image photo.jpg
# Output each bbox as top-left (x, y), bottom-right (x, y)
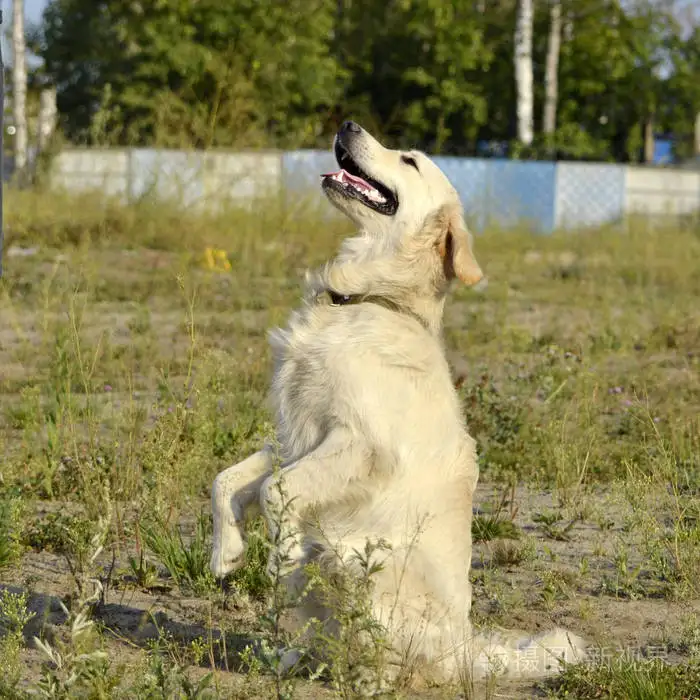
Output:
top-left (139, 510), bottom-right (217, 595)
top-left (0, 185), bottom-right (698, 697)
top-left (546, 657), bottom-right (700, 699)
top-left (0, 498), bottom-right (23, 571)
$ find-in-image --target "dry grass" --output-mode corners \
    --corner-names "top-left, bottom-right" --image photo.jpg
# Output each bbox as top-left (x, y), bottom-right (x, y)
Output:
top-left (0, 186), bottom-right (699, 698)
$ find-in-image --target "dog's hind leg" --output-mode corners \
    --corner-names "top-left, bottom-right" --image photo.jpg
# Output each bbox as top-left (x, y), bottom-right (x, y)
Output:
top-left (210, 443), bottom-right (275, 578)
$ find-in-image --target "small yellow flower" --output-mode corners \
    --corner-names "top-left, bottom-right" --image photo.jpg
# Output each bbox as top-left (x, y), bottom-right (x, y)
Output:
top-left (204, 247), bottom-right (231, 272)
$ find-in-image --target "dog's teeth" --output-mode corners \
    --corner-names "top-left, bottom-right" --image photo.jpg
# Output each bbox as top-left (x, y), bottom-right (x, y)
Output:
top-left (365, 189), bottom-right (386, 203)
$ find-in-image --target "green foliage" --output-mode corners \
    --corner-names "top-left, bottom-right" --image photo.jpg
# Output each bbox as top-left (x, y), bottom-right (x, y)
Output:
top-left (132, 632), bottom-right (216, 700)
top-left (30, 0), bottom-right (700, 158)
top-left (310, 538), bottom-right (394, 697)
top-left (1, 191), bottom-right (700, 690)
top-left (33, 603), bottom-right (118, 699)
top-left (24, 512), bottom-right (94, 557)
top-left (472, 515), bottom-right (520, 543)
top-left (36, 0), bottom-right (343, 148)
top-left (230, 517), bottom-right (273, 601)
top-left (0, 499), bottom-right (24, 571)
top-left (336, 0), bottom-right (492, 152)
top-left (663, 25), bottom-right (700, 158)
top-left (0, 591), bottom-right (36, 694)
top-left (472, 487), bottom-right (522, 543)
top-left (547, 657), bottom-right (700, 700)
top-left (140, 511), bottom-right (217, 595)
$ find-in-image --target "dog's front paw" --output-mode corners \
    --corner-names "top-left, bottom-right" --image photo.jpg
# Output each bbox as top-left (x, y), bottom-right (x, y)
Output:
top-left (210, 524), bottom-right (246, 578)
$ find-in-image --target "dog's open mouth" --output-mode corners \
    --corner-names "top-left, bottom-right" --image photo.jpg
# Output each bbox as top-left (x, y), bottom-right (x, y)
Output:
top-left (321, 140), bottom-right (398, 215)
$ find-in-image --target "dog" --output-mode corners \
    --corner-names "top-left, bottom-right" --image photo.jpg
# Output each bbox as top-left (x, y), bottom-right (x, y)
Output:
top-left (210, 120), bottom-right (587, 685)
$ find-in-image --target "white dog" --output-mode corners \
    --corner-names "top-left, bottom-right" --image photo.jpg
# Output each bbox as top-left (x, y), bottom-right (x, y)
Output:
top-left (210, 121), bottom-right (587, 685)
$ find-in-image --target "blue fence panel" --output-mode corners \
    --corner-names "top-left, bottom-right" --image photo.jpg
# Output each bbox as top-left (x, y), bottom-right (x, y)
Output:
top-left (278, 150), bottom-right (627, 232)
top-left (281, 150), bottom-right (338, 215)
top-left (281, 150), bottom-right (336, 190)
top-left (432, 156), bottom-right (490, 233)
top-left (130, 149), bottom-right (205, 206)
top-left (485, 160), bottom-right (557, 233)
top-left (554, 162), bottom-right (626, 229)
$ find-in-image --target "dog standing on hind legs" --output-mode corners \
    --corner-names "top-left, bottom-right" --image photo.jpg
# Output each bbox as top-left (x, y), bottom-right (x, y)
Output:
top-left (210, 120), bottom-right (588, 685)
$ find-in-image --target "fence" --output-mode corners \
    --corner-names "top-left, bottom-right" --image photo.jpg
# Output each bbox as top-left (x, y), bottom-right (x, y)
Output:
top-left (48, 147), bottom-right (700, 233)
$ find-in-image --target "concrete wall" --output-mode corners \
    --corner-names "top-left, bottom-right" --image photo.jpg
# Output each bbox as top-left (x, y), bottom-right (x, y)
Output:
top-left (625, 167), bottom-right (700, 217)
top-left (49, 147), bottom-right (700, 233)
top-left (52, 148), bottom-right (282, 211)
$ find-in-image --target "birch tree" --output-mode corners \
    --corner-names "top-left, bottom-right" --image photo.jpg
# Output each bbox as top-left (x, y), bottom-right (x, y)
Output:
top-left (543, 0), bottom-right (562, 136)
top-left (514, 0), bottom-right (534, 145)
top-left (12, 0), bottom-right (27, 180)
top-left (37, 87), bottom-right (57, 154)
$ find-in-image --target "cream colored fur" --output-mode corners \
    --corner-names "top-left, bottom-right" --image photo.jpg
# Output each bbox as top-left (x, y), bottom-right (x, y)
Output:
top-left (210, 124), bottom-right (588, 683)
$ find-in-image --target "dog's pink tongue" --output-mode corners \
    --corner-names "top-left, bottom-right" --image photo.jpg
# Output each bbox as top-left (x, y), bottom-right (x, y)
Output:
top-left (321, 169), bottom-right (372, 190)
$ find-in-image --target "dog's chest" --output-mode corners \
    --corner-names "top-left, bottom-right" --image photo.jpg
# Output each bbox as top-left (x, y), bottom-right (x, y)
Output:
top-left (267, 303), bottom-right (459, 462)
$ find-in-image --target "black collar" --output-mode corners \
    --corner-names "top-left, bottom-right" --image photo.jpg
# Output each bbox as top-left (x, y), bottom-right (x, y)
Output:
top-left (321, 288), bottom-right (430, 332)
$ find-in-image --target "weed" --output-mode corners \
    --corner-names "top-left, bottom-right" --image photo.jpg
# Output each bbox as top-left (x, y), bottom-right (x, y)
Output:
top-left (0, 499), bottom-right (24, 571)
top-left (230, 516), bottom-right (273, 601)
top-left (539, 570), bottom-right (575, 610)
top-left (33, 601), bottom-right (117, 699)
top-left (533, 510), bottom-right (578, 542)
top-left (2, 188), bottom-right (700, 693)
top-left (492, 538), bottom-right (535, 567)
top-left (472, 486), bottom-right (521, 543)
top-left (132, 626), bottom-right (217, 700)
top-left (472, 516), bottom-right (520, 543)
top-left (546, 656), bottom-right (700, 699)
top-left (0, 590), bottom-right (36, 695)
top-left (140, 510), bottom-right (217, 595)
top-left (311, 538), bottom-right (395, 698)
top-left (125, 550), bottom-right (160, 591)
top-left (25, 502), bottom-right (113, 607)
top-left (598, 547), bottom-right (645, 600)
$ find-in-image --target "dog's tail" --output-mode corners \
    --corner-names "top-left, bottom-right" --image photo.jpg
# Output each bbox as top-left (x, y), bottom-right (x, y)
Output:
top-left (463, 626), bottom-right (588, 681)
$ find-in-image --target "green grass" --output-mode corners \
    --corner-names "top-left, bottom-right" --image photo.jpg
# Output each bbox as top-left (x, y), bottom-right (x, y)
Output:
top-left (547, 657), bottom-right (700, 699)
top-left (140, 510), bottom-right (217, 595)
top-left (472, 514), bottom-right (520, 543)
top-left (0, 499), bottom-right (24, 571)
top-left (0, 186), bottom-right (699, 697)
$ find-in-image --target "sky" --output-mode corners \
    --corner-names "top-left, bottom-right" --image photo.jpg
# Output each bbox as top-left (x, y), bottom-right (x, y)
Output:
top-left (2, 0), bottom-right (44, 65)
top-left (3, 0), bottom-right (45, 26)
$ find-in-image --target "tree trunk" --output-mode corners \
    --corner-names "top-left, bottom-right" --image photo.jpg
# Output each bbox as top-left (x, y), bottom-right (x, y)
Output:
top-left (514, 0), bottom-right (534, 146)
top-left (12, 0), bottom-right (28, 181)
top-left (543, 0), bottom-right (562, 136)
top-left (643, 115), bottom-right (655, 164)
top-left (37, 87), bottom-right (58, 154)
top-left (695, 111), bottom-right (700, 157)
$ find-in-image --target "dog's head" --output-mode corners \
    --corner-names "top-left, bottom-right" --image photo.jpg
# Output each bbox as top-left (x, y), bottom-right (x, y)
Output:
top-left (322, 121), bottom-right (484, 288)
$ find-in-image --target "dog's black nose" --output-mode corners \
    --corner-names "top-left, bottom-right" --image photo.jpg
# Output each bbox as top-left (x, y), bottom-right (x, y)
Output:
top-left (340, 120), bottom-right (361, 134)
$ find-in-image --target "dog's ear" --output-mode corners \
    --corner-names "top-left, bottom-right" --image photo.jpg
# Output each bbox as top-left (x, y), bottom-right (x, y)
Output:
top-left (435, 205), bottom-right (484, 287)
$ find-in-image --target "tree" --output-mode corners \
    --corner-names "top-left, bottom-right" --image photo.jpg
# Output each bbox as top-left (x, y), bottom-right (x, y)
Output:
top-left (514, 0), bottom-right (534, 145)
top-left (543, 0), bottom-right (562, 137)
top-left (36, 0), bottom-right (343, 148)
top-left (336, 0), bottom-right (493, 154)
top-left (662, 24), bottom-right (700, 158)
top-left (12, 0), bottom-right (28, 179)
top-left (27, 0), bottom-right (700, 160)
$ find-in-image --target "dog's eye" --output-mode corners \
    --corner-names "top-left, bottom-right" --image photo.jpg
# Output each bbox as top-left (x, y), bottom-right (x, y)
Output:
top-left (401, 155), bottom-right (420, 171)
